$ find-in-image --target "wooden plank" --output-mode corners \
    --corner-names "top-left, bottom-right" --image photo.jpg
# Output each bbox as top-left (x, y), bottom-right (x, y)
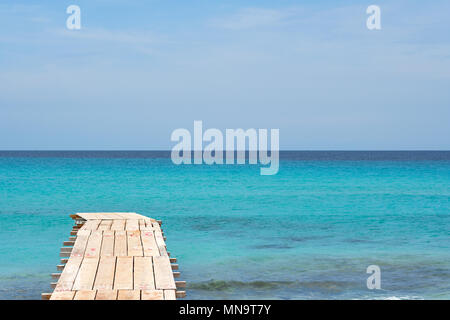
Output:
top-left (117, 290), bottom-right (140, 300)
top-left (142, 290), bottom-right (164, 300)
top-left (141, 230), bottom-right (159, 256)
top-left (152, 222), bottom-right (168, 256)
top-left (72, 257), bottom-right (100, 291)
top-left (153, 256), bottom-right (176, 290)
top-left (114, 256), bottom-right (133, 290)
top-left (101, 230), bottom-right (114, 256)
top-left (77, 213), bottom-right (104, 220)
top-left (80, 219), bottom-right (101, 230)
top-left (41, 293), bottom-right (52, 300)
top-left (74, 290), bottom-right (96, 300)
top-left (54, 256), bottom-right (83, 292)
top-left (114, 231), bottom-right (127, 256)
top-left (70, 230), bottom-right (90, 257)
top-left (163, 290), bottom-right (176, 300)
top-left (93, 256), bottom-right (116, 290)
top-left (98, 220), bottom-right (112, 231)
top-left (111, 219), bottom-right (125, 231)
top-left (116, 212), bottom-right (139, 219)
top-left (139, 219), bottom-right (146, 230)
top-left (134, 257), bottom-right (155, 290)
top-left (145, 219), bottom-right (154, 228)
top-left (95, 290), bottom-right (117, 300)
top-left (85, 230), bottom-right (103, 257)
top-left (127, 231), bottom-right (143, 256)
top-left (126, 219), bottom-right (139, 231)
top-left (50, 291), bottom-right (75, 300)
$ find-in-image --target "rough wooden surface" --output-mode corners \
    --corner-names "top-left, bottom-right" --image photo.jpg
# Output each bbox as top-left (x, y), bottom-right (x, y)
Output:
top-left (47, 212), bottom-right (178, 300)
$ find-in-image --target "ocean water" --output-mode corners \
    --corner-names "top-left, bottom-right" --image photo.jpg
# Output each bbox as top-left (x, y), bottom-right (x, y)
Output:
top-left (0, 151), bottom-right (449, 300)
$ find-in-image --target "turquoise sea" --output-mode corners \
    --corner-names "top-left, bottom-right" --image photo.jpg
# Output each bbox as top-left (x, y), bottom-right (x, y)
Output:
top-left (0, 151), bottom-right (449, 300)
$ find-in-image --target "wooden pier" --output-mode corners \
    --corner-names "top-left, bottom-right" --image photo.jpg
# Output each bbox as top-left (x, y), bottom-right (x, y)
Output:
top-left (42, 212), bottom-right (185, 300)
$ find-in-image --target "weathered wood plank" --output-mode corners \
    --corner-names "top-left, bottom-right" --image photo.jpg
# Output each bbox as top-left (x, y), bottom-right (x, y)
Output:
top-left (134, 257), bottom-right (155, 290)
top-left (84, 230), bottom-right (103, 257)
top-left (163, 290), bottom-right (176, 300)
top-left (41, 293), bottom-right (52, 300)
top-left (72, 257), bottom-right (100, 291)
top-left (50, 291), bottom-right (75, 300)
top-left (93, 256), bottom-right (116, 290)
top-left (74, 290), bottom-right (96, 300)
top-left (111, 219), bottom-right (125, 231)
top-left (80, 219), bottom-right (101, 230)
top-left (101, 230), bottom-right (114, 256)
top-left (141, 230), bottom-right (159, 256)
top-left (153, 256), bottom-right (176, 290)
top-left (117, 290), bottom-right (140, 300)
top-left (127, 231), bottom-right (143, 256)
top-left (114, 231), bottom-right (127, 256)
top-left (97, 220), bottom-right (112, 231)
top-left (95, 290), bottom-right (118, 300)
top-left (142, 290), bottom-right (164, 300)
top-left (152, 222), bottom-right (168, 256)
top-left (125, 219), bottom-right (139, 231)
top-left (54, 256), bottom-right (83, 292)
top-left (70, 230), bottom-right (90, 257)
top-left (114, 256), bottom-right (133, 290)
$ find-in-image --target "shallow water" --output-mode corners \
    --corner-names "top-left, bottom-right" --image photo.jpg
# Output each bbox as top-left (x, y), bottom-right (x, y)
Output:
top-left (0, 151), bottom-right (449, 299)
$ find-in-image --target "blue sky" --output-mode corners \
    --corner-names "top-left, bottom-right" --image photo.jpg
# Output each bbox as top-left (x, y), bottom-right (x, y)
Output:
top-left (0, 0), bottom-right (449, 150)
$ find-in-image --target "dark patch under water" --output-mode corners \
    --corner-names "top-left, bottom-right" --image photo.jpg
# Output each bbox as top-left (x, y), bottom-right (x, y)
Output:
top-left (188, 279), bottom-right (357, 293)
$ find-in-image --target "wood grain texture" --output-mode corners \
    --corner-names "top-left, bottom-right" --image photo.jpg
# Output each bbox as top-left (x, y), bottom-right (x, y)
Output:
top-left (117, 290), bottom-right (140, 300)
top-left (85, 230), bottom-right (103, 258)
top-left (142, 290), bottom-right (164, 300)
top-left (74, 290), bottom-right (96, 300)
top-left (114, 231), bottom-right (127, 257)
top-left (70, 230), bottom-right (90, 257)
top-left (95, 290), bottom-right (117, 300)
top-left (153, 256), bottom-right (176, 290)
top-left (114, 256), bottom-right (133, 290)
top-left (72, 257), bottom-right (100, 291)
top-left (141, 230), bottom-right (159, 256)
top-left (93, 256), bottom-right (116, 290)
top-left (127, 231), bottom-right (143, 256)
top-left (134, 257), bottom-right (155, 290)
top-left (50, 291), bottom-right (75, 300)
